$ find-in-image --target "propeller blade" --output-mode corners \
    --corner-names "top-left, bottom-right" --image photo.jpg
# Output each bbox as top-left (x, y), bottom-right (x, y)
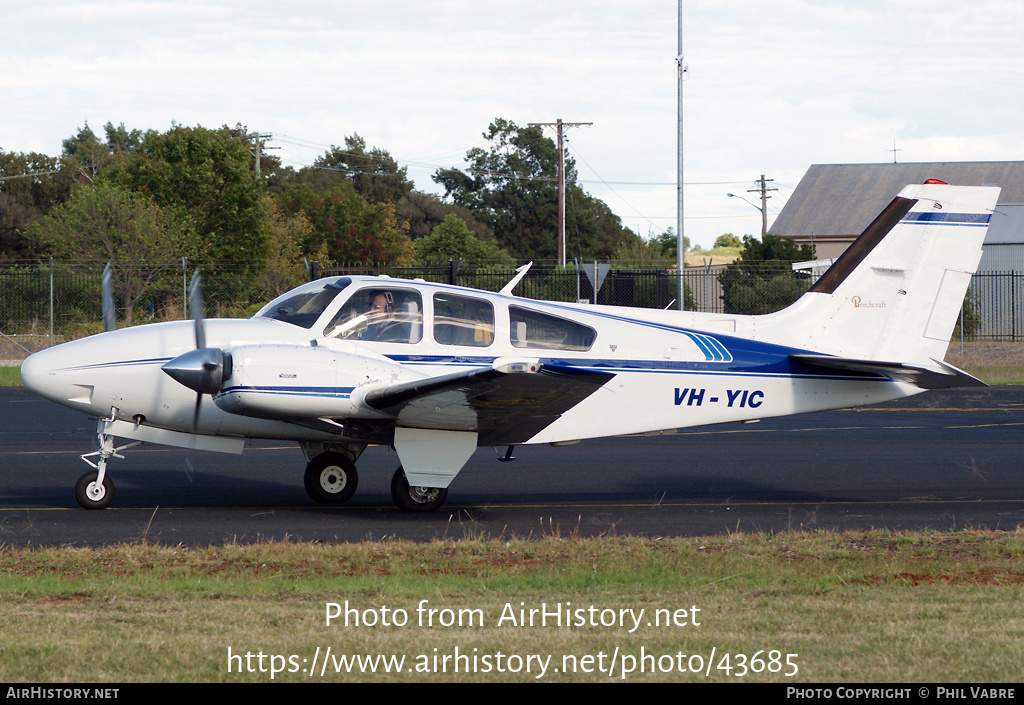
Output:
top-left (101, 261), bottom-right (116, 332)
top-left (192, 393), bottom-right (203, 432)
top-left (189, 268), bottom-right (205, 350)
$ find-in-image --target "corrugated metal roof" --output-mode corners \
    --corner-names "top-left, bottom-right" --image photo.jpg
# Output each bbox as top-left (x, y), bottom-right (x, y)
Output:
top-left (771, 162), bottom-right (1024, 239)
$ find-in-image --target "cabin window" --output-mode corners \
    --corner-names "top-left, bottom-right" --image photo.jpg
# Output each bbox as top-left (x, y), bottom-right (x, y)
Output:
top-left (509, 306), bottom-right (596, 352)
top-left (433, 293), bottom-right (494, 347)
top-left (324, 288), bottom-right (423, 344)
top-left (256, 277), bottom-right (352, 329)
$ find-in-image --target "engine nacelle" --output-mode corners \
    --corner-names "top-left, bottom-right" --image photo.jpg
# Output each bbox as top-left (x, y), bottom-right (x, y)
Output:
top-left (213, 343), bottom-right (422, 420)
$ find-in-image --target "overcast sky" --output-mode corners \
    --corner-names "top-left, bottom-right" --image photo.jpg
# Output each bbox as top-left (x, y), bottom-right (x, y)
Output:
top-left (4, 1), bottom-right (1024, 249)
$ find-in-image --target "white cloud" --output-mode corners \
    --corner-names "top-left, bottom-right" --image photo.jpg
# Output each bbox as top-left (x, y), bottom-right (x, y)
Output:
top-left (2, 0), bottom-right (1024, 248)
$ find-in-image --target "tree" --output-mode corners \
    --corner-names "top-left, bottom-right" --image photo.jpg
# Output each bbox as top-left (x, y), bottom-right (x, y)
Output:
top-left (414, 214), bottom-right (515, 266)
top-left (648, 227), bottom-right (689, 261)
top-left (279, 182), bottom-right (412, 264)
top-left (313, 134), bottom-right (413, 204)
top-left (718, 235), bottom-right (815, 314)
top-left (713, 233), bottom-right (742, 249)
top-left (109, 124), bottom-right (270, 270)
top-left (612, 236), bottom-right (672, 267)
top-left (255, 198), bottom-right (312, 297)
top-left (0, 150), bottom-right (72, 260)
top-left (61, 122), bottom-right (144, 185)
top-left (395, 191), bottom-right (494, 243)
top-left (25, 183), bottom-right (196, 325)
top-left (433, 118), bottom-right (634, 261)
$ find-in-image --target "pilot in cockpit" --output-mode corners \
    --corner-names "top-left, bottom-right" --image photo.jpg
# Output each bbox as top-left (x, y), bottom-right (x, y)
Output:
top-left (360, 292), bottom-right (394, 340)
top-left (324, 289), bottom-right (421, 343)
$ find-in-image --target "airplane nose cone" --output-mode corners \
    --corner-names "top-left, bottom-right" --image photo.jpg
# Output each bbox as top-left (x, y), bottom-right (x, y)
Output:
top-left (162, 348), bottom-right (231, 395)
top-left (21, 349), bottom-right (58, 399)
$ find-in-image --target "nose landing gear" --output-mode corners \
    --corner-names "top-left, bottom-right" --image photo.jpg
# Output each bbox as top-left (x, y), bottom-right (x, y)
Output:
top-left (76, 408), bottom-right (140, 510)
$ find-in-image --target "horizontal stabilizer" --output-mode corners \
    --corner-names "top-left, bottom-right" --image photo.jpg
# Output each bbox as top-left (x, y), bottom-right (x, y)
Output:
top-left (790, 354), bottom-right (985, 390)
top-left (363, 361), bottom-right (614, 445)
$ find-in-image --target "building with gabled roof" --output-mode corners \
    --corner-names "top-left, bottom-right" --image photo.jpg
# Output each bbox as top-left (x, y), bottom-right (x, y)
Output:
top-left (771, 162), bottom-right (1024, 270)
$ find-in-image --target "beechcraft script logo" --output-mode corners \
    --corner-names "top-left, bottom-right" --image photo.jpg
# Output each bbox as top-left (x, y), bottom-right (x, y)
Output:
top-left (851, 296), bottom-right (886, 309)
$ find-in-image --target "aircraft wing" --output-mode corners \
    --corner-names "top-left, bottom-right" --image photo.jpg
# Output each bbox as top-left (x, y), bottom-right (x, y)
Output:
top-left (789, 354), bottom-right (985, 389)
top-left (361, 361), bottom-right (615, 445)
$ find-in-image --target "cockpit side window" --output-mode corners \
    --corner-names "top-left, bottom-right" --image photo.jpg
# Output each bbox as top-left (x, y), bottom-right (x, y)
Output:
top-left (433, 293), bottom-right (494, 347)
top-left (509, 306), bottom-right (596, 352)
top-left (255, 278), bottom-right (352, 329)
top-left (324, 288), bottom-right (423, 344)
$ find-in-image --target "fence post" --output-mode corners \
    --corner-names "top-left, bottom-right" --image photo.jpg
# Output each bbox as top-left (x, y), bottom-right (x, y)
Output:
top-left (447, 259), bottom-right (460, 286)
top-left (48, 257), bottom-right (54, 348)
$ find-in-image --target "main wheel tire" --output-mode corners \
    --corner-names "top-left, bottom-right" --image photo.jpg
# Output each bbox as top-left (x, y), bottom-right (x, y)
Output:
top-left (304, 453), bottom-right (358, 504)
top-left (390, 466), bottom-right (447, 513)
top-left (75, 471), bottom-right (114, 510)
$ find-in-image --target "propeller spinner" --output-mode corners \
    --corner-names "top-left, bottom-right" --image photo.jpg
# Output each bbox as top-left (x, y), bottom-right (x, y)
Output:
top-left (161, 268), bottom-right (231, 429)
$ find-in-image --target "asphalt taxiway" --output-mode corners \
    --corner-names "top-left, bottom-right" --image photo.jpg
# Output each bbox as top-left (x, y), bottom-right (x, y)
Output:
top-left (2, 386), bottom-right (1023, 545)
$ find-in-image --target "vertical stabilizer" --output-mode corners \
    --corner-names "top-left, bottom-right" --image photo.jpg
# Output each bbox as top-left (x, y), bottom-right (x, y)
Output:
top-left (783, 182), bottom-right (999, 366)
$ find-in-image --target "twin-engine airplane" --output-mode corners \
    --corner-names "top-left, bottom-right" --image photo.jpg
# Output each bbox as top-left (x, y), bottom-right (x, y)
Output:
top-left (20, 182), bottom-right (998, 512)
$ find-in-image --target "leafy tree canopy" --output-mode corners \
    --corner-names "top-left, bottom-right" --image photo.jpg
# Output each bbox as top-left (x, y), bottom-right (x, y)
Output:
top-left (108, 124), bottom-right (270, 269)
top-left (650, 227), bottom-right (690, 260)
top-left (735, 234), bottom-right (814, 264)
top-left (313, 134), bottom-right (413, 205)
top-left (0, 150), bottom-right (72, 260)
top-left (395, 191), bottom-right (493, 243)
top-left (279, 181), bottom-right (412, 264)
top-left (713, 233), bottom-right (742, 249)
top-left (414, 214), bottom-right (515, 266)
top-left (718, 235), bottom-right (816, 314)
top-left (25, 182), bottom-right (196, 324)
top-left (433, 118), bottom-right (634, 261)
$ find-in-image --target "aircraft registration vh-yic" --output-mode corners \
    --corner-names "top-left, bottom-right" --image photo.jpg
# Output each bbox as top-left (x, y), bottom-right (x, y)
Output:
top-left (20, 181), bottom-right (998, 513)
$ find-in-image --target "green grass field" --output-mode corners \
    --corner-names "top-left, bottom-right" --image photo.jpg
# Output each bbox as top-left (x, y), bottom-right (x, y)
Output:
top-left (0, 531), bottom-right (1021, 683)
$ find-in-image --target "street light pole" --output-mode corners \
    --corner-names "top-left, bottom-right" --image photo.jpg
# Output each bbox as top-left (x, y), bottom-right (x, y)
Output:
top-left (676, 0), bottom-right (686, 310)
top-left (727, 188), bottom-right (769, 239)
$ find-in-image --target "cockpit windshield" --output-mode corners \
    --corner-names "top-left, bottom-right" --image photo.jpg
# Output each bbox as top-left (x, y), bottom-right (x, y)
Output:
top-left (254, 277), bottom-right (352, 329)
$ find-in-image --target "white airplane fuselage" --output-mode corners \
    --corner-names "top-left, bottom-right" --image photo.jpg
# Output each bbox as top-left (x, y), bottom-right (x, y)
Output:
top-left (20, 279), bottom-right (914, 447)
top-left (17, 181), bottom-right (1001, 511)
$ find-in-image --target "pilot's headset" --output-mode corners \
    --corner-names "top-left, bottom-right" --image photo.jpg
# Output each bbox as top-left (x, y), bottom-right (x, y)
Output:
top-left (367, 291), bottom-right (394, 314)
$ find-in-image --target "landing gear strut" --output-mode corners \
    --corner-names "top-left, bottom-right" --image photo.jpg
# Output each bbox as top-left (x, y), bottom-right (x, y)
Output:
top-left (390, 466), bottom-right (447, 513)
top-left (76, 407), bottom-right (139, 510)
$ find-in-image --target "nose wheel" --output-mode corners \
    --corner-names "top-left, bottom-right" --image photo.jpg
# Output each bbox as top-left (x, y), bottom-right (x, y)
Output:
top-left (75, 471), bottom-right (115, 510)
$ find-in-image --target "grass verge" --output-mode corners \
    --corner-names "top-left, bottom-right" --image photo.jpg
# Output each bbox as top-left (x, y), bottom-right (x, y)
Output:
top-left (0, 530), bottom-right (1021, 683)
top-left (0, 366), bottom-right (21, 386)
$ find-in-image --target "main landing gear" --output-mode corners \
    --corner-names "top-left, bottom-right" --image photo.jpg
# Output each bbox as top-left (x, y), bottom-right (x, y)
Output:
top-left (390, 467), bottom-right (447, 513)
top-left (300, 443), bottom-right (449, 513)
top-left (303, 452), bottom-right (358, 504)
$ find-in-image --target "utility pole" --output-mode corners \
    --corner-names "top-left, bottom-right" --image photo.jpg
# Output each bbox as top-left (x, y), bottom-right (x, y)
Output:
top-left (247, 132), bottom-right (274, 174)
top-left (528, 118), bottom-right (592, 266)
top-left (748, 174), bottom-right (776, 239)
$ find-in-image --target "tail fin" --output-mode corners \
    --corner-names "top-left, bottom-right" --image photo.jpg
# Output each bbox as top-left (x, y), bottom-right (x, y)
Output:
top-left (776, 182), bottom-right (999, 371)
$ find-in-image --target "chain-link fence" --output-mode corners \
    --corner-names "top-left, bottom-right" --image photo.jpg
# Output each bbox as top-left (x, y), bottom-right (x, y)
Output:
top-left (2, 259), bottom-right (1021, 360)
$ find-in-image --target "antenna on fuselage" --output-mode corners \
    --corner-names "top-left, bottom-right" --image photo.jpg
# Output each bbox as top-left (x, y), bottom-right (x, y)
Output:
top-left (499, 262), bottom-right (533, 296)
